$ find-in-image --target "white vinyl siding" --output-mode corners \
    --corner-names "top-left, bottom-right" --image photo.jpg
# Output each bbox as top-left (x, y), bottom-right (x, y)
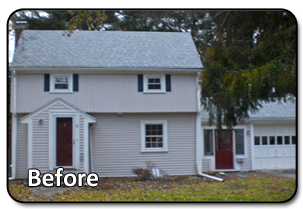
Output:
top-left (15, 114), bottom-right (28, 179)
top-left (14, 73), bottom-right (197, 113)
top-left (90, 113), bottom-right (196, 177)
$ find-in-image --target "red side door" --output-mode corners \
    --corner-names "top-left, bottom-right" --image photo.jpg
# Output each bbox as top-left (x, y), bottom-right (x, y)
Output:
top-left (56, 118), bottom-right (73, 166)
top-left (215, 129), bottom-right (233, 169)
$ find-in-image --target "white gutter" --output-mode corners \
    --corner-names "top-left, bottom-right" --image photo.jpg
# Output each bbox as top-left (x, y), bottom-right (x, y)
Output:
top-left (198, 171), bottom-right (224, 182)
top-left (196, 112), bottom-right (224, 182)
top-left (250, 123), bottom-right (255, 171)
top-left (195, 72), bottom-right (223, 182)
top-left (10, 114), bottom-right (17, 180)
top-left (10, 71), bottom-right (17, 180)
top-left (89, 123), bottom-right (96, 173)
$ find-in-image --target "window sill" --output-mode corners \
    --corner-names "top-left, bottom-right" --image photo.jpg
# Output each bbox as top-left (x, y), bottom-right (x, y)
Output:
top-left (141, 150), bottom-right (168, 153)
top-left (49, 91), bottom-right (74, 94)
top-left (143, 91), bottom-right (166, 94)
top-left (203, 155), bottom-right (214, 158)
top-left (54, 167), bottom-right (76, 170)
top-left (235, 155), bottom-right (247, 159)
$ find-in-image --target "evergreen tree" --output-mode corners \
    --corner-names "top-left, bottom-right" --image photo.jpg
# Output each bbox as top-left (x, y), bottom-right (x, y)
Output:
top-left (10, 10), bottom-right (71, 30)
top-left (201, 10), bottom-right (296, 128)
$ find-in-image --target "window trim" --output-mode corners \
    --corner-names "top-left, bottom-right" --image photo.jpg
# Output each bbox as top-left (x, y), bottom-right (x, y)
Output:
top-left (143, 75), bottom-right (166, 93)
top-left (140, 120), bottom-right (168, 152)
top-left (50, 74), bottom-right (73, 93)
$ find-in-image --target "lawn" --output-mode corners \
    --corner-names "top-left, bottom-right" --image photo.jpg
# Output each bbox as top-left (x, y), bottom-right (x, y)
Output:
top-left (8, 173), bottom-right (296, 202)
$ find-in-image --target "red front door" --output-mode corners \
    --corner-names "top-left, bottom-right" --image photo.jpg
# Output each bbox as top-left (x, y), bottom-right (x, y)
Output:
top-left (215, 130), bottom-right (233, 169)
top-left (56, 118), bottom-right (73, 166)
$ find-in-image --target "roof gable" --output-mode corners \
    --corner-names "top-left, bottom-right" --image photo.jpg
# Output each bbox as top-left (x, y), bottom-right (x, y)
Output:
top-left (11, 30), bottom-right (203, 70)
top-left (21, 97), bottom-right (96, 122)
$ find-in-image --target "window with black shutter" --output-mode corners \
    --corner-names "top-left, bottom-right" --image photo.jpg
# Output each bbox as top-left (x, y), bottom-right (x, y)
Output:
top-left (44, 74), bottom-right (78, 93)
top-left (139, 74), bottom-right (171, 93)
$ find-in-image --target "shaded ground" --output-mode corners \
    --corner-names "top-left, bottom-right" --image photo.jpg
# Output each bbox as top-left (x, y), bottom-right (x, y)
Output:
top-left (8, 171), bottom-right (296, 202)
top-left (255, 169), bottom-right (296, 179)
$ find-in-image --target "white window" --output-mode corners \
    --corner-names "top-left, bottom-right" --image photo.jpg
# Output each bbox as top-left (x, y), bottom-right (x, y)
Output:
top-left (50, 74), bottom-right (73, 93)
top-left (143, 75), bottom-right (166, 93)
top-left (235, 129), bottom-right (245, 155)
top-left (141, 120), bottom-right (168, 152)
top-left (204, 129), bottom-right (214, 156)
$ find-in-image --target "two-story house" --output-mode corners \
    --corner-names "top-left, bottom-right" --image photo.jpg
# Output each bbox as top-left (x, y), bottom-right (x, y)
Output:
top-left (9, 29), bottom-right (205, 179)
top-left (9, 27), bottom-right (296, 180)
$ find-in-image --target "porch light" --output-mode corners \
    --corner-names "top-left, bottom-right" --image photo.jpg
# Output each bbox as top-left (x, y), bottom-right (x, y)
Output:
top-left (247, 130), bottom-right (251, 135)
top-left (39, 119), bottom-right (43, 125)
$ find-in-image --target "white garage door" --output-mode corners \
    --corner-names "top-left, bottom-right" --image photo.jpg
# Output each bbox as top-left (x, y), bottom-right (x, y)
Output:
top-left (254, 125), bottom-right (296, 169)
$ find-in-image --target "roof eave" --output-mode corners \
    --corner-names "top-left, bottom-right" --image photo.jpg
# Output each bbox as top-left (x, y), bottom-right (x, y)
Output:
top-left (10, 67), bottom-right (203, 73)
top-left (246, 117), bottom-right (296, 123)
top-left (201, 117), bottom-right (296, 125)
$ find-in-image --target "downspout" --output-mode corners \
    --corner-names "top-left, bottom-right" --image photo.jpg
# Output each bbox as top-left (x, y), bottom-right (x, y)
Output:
top-left (10, 70), bottom-right (17, 180)
top-left (89, 123), bottom-right (96, 173)
top-left (196, 112), bottom-right (223, 182)
top-left (195, 72), bottom-right (223, 182)
top-left (250, 123), bottom-right (255, 170)
top-left (198, 170), bottom-right (224, 181)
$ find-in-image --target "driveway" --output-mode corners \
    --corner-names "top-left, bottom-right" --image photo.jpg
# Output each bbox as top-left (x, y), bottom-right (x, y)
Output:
top-left (255, 169), bottom-right (296, 179)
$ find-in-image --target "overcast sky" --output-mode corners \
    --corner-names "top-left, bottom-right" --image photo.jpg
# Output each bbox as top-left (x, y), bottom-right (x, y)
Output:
top-left (9, 31), bottom-right (15, 63)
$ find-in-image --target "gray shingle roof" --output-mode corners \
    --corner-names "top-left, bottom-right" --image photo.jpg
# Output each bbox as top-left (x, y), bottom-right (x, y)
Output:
top-left (248, 100), bottom-right (296, 119)
top-left (11, 30), bottom-right (203, 70)
top-left (201, 99), bottom-right (296, 121)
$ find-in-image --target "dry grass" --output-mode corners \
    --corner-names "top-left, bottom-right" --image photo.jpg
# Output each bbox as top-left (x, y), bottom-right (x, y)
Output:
top-left (8, 173), bottom-right (296, 202)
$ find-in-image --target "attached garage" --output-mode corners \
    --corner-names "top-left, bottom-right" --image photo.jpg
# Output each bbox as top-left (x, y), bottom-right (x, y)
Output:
top-left (253, 124), bottom-right (296, 169)
top-left (249, 99), bottom-right (296, 170)
top-left (201, 99), bottom-right (296, 172)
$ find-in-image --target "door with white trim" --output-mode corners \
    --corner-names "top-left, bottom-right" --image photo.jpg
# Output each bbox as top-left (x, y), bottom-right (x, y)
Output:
top-left (56, 117), bottom-right (73, 166)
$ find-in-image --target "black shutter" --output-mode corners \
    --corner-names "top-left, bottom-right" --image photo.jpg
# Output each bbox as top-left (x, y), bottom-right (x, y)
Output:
top-left (73, 74), bottom-right (79, 92)
top-left (44, 74), bottom-right (50, 92)
top-left (138, 74), bottom-right (143, 92)
top-left (165, 74), bottom-right (171, 92)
